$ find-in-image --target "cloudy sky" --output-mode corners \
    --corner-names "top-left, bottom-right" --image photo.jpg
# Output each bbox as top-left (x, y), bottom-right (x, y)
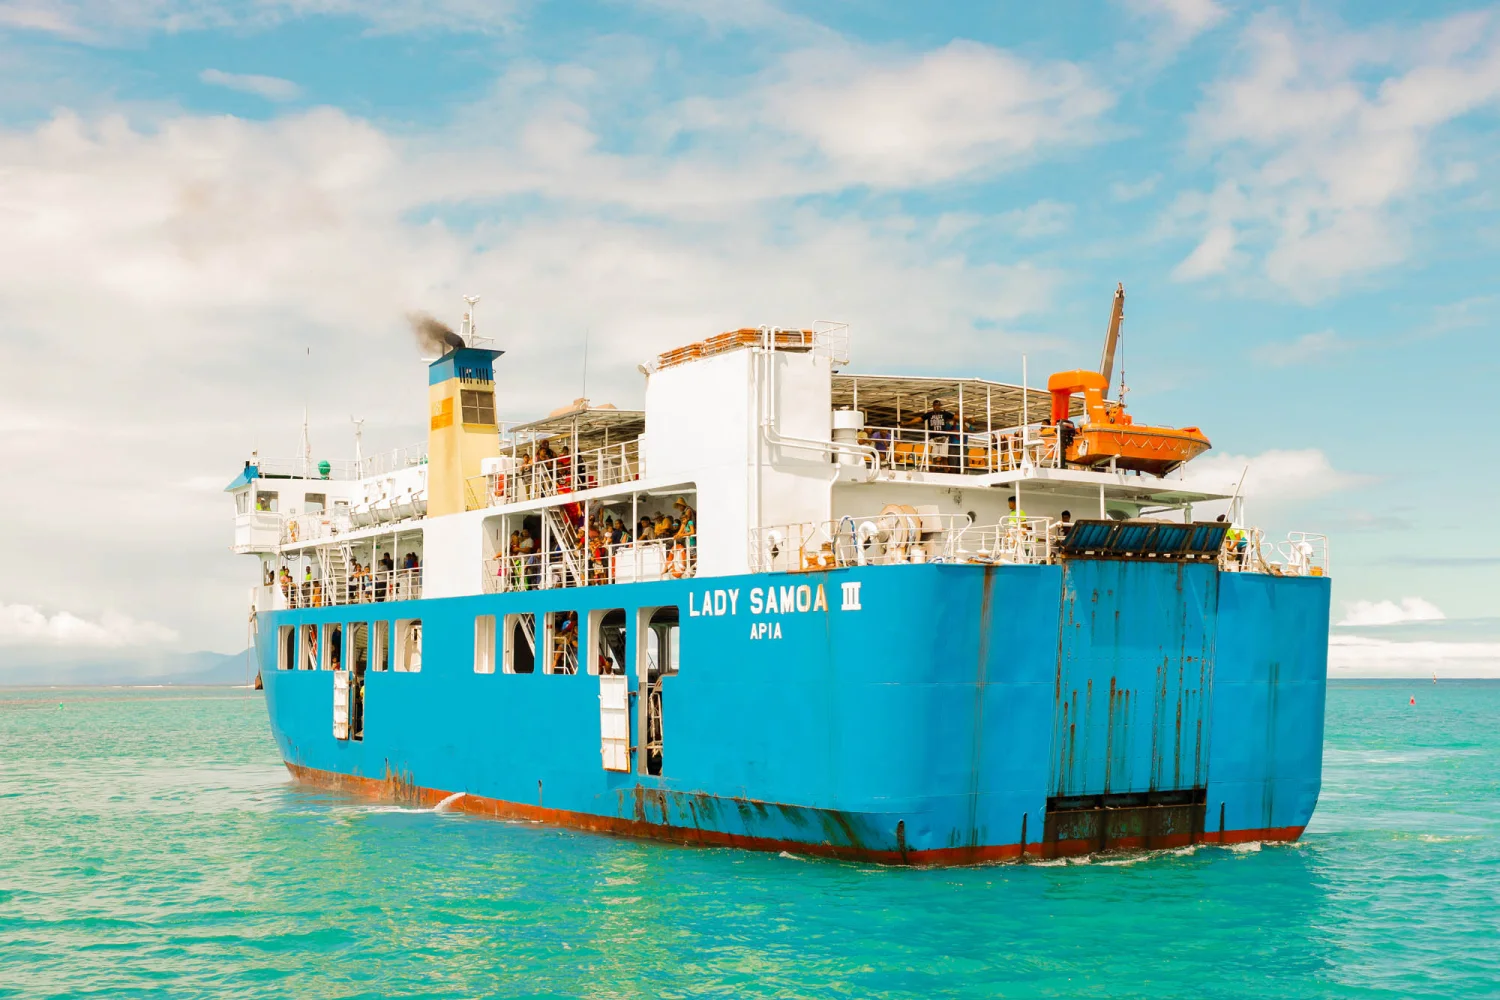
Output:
top-left (1, 0), bottom-right (1497, 673)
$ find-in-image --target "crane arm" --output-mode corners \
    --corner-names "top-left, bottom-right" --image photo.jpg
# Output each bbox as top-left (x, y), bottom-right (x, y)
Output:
top-left (1098, 282), bottom-right (1125, 397)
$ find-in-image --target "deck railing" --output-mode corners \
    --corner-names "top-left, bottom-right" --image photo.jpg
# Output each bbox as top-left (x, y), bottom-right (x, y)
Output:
top-left (466, 440), bottom-right (640, 511)
top-left (278, 567), bottom-right (424, 608)
top-left (1221, 529), bottom-right (1330, 577)
top-left (486, 537), bottom-right (696, 592)
top-left (749, 512), bottom-right (1042, 572)
top-left (252, 443), bottom-right (426, 482)
top-left (864, 424), bottom-right (1060, 476)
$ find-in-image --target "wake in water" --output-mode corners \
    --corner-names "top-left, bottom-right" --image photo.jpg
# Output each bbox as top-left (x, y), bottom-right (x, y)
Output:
top-left (360, 791), bottom-right (467, 816)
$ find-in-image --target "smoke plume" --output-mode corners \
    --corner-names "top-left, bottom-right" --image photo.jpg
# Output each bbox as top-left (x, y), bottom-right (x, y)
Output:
top-left (407, 311), bottom-right (466, 355)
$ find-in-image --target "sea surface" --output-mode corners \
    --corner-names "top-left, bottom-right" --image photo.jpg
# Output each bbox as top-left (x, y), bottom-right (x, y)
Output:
top-left (0, 681), bottom-right (1496, 999)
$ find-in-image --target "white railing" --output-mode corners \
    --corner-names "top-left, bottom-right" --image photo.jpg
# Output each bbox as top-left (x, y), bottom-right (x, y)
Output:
top-left (466, 440), bottom-right (640, 510)
top-left (749, 512), bottom-right (1024, 573)
top-left (278, 567), bottom-right (423, 608)
top-left (252, 443), bottom-right (426, 482)
top-left (281, 493), bottom-right (427, 543)
top-left (282, 509), bottom-right (353, 545)
top-left (487, 537), bottom-right (696, 592)
top-left (865, 424), bottom-right (1060, 476)
top-left (1220, 529), bottom-right (1329, 577)
top-left (964, 517), bottom-right (1056, 565)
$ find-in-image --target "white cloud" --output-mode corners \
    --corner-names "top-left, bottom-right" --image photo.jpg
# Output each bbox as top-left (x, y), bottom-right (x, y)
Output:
top-left (1001, 200), bottom-right (1074, 238)
top-left (1179, 448), bottom-right (1368, 504)
top-left (1328, 634), bottom-right (1500, 678)
top-left (1172, 224), bottom-right (1236, 279)
top-left (754, 41), bottom-right (1114, 188)
top-left (1338, 597), bottom-right (1446, 627)
top-left (1110, 174), bottom-right (1160, 201)
top-left (200, 69), bottom-right (301, 102)
top-left (0, 603), bottom-right (179, 647)
top-left (1171, 10), bottom-right (1500, 299)
top-left (1121, 0), bottom-right (1227, 44)
top-left (1250, 329), bottom-right (1345, 367)
top-left (0, 0), bottom-right (523, 41)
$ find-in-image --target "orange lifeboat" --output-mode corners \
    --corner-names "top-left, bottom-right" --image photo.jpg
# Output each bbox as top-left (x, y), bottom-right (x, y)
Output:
top-left (1046, 369), bottom-right (1210, 475)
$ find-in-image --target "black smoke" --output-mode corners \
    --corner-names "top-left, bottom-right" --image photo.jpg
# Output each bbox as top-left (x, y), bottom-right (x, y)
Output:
top-left (407, 312), bottom-right (466, 355)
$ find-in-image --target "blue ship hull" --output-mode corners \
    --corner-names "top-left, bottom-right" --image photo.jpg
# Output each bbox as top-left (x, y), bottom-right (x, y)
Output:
top-left (257, 562), bottom-right (1329, 864)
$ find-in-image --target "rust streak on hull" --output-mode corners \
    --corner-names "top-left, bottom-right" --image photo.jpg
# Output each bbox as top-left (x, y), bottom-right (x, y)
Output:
top-left (285, 761), bottom-right (1305, 866)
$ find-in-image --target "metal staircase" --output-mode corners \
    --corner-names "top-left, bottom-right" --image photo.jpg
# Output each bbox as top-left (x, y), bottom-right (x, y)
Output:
top-left (543, 507), bottom-right (585, 587)
top-left (318, 543), bottom-right (354, 604)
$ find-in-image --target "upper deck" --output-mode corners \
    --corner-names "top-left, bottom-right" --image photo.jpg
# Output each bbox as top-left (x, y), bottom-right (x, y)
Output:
top-left (229, 316), bottom-right (1327, 616)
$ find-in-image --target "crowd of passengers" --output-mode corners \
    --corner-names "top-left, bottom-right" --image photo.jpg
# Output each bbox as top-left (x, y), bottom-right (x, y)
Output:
top-left (502, 439), bottom-right (634, 499)
top-left (272, 551), bottom-right (422, 608)
top-left (499, 496), bottom-right (696, 589)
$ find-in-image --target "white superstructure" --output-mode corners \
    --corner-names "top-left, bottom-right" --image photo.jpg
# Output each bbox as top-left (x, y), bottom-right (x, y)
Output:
top-left (229, 320), bottom-right (1327, 618)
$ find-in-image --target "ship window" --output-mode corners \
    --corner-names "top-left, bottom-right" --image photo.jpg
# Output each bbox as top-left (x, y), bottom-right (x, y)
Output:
top-left (256, 491), bottom-right (279, 513)
top-left (349, 622), bottom-right (369, 673)
top-left (301, 623), bottom-right (318, 670)
top-left (461, 388), bottom-right (495, 426)
top-left (322, 623), bottom-right (343, 671)
top-left (395, 619), bottom-right (422, 672)
top-left (277, 625), bottom-right (295, 671)
top-left (305, 493), bottom-right (327, 513)
top-left (474, 615), bottom-right (496, 674)
top-left (504, 613), bottom-right (535, 674)
top-left (588, 608), bottom-right (628, 676)
top-left (646, 606), bottom-right (680, 679)
top-left (371, 621), bottom-right (390, 672)
top-left (236, 492), bottom-right (249, 515)
top-left (546, 611), bottom-right (579, 675)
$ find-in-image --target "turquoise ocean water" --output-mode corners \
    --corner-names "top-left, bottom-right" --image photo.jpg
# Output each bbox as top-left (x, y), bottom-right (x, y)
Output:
top-left (1, 681), bottom-right (1496, 999)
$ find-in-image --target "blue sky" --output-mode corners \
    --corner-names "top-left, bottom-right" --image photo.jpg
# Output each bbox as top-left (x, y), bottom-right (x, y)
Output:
top-left (0, 0), bottom-right (1497, 669)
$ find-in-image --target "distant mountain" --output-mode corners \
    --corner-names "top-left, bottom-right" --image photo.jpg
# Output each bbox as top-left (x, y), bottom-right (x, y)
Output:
top-left (0, 648), bottom-right (254, 687)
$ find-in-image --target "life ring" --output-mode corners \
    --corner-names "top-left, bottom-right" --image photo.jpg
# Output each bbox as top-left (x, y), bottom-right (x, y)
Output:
top-left (288, 522), bottom-right (299, 542)
top-left (493, 474), bottom-right (506, 497)
top-left (667, 544), bottom-right (686, 578)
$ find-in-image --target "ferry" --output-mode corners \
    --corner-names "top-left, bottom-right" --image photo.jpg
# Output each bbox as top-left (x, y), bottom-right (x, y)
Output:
top-left (230, 292), bottom-right (1330, 864)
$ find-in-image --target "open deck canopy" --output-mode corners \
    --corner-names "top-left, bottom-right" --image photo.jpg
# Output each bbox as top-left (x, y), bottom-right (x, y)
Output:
top-left (832, 374), bottom-right (1083, 430)
top-left (505, 402), bottom-right (646, 448)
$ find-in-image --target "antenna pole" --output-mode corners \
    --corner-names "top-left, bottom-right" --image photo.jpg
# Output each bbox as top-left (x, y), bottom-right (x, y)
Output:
top-left (582, 328), bottom-right (590, 402)
top-left (463, 294), bottom-right (481, 346)
top-left (352, 416), bottom-right (365, 474)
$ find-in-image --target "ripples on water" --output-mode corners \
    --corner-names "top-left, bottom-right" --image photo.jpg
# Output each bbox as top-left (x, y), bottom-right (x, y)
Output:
top-left (0, 682), bottom-right (1496, 999)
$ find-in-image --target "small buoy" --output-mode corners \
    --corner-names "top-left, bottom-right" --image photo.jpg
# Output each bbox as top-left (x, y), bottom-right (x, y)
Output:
top-left (57, 702), bottom-right (63, 710)
top-left (1409, 696), bottom-right (1416, 706)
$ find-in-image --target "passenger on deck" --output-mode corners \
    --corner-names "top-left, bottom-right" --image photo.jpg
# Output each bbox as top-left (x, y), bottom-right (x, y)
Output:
top-left (278, 567), bottom-right (292, 602)
top-left (1057, 510), bottom-right (1073, 540)
top-left (377, 553), bottom-right (394, 601)
top-left (518, 529), bottom-right (537, 588)
top-left (1006, 496), bottom-right (1027, 526)
top-left (912, 399), bottom-right (956, 471)
top-left (673, 497), bottom-right (695, 524)
top-left (869, 426), bottom-right (891, 461)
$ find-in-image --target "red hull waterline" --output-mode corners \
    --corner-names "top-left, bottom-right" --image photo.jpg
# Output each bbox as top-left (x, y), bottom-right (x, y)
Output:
top-left (286, 762), bottom-right (1304, 866)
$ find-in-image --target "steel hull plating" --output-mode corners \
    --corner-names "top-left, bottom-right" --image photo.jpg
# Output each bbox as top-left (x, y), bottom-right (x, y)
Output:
top-left (258, 563), bottom-right (1330, 864)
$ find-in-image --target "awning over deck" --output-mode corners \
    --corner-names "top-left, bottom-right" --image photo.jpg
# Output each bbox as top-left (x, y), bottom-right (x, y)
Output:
top-left (505, 402), bottom-right (646, 450)
top-left (832, 374), bottom-right (1083, 430)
